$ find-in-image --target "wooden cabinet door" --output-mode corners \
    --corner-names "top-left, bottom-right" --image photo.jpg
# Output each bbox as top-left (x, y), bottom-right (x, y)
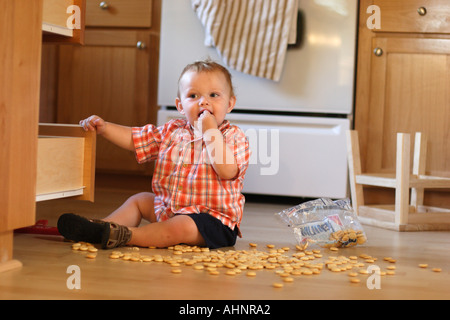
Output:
top-left (57, 29), bottom-right (158, 174)
top-left (359, 37), bottom-right (450, 178)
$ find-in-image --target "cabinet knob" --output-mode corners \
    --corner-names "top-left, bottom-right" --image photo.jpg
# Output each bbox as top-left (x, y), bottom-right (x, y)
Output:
top-left (136, 41), bottom-right (147, 50)
top-left (99, 1), bottom-right (109, 9)
top-left (373, 47), bottom-right (383, 57)
top-left (417, 7), bottom-right (427, 16)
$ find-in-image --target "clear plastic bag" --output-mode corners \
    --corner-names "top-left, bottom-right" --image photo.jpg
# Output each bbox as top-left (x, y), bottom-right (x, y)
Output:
top-left (275, 198), bottom-right (367, 249)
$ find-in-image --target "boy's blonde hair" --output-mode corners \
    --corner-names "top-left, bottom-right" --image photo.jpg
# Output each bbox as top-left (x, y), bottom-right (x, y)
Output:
top-left (177, 59), bottom-right (235, 98)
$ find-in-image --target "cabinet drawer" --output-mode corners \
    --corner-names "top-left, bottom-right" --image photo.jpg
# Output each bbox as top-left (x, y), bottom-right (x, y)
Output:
top-left (86, 0), bottom-right (152, 27)
top-left (373, 0), bottom-right (450, 33)
top-left (37, 124), bottom-right (96, 202)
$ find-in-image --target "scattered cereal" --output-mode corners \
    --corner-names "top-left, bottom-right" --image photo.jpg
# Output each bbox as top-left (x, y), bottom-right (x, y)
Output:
top-left (67, 240), bottom-right (443, 290)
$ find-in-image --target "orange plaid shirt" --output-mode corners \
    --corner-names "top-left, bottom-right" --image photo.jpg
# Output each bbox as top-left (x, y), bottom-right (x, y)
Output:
top-left (132, 119), bottom-right (250, 235)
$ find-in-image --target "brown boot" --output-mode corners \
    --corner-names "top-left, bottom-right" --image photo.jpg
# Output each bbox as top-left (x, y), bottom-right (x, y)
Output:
top-left (102, 222), bottom-right (132, 249)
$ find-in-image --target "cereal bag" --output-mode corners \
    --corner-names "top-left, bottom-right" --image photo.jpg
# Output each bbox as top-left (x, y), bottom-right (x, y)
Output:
top-left (275, 198), bottom-right (367, 248)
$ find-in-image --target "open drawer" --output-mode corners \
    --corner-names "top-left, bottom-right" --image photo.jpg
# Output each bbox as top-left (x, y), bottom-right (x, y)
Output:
top-left (37, 123), bottom-right (96, 202)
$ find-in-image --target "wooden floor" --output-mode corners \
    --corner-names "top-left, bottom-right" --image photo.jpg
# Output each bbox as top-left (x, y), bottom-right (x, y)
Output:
top-left (1, 181), bottom-right (450, 300)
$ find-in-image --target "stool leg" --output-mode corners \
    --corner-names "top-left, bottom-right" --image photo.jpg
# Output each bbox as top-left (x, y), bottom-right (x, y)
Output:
top-left (410, 132), bottom-right (426, 210)
top-left (395, 133), bottom-right (411, 226)
top-left (346, 130), bottom-right (364, 215)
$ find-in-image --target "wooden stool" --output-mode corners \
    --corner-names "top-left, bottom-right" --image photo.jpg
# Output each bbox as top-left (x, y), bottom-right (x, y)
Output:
top-left (346, 130), bottom-right (450, 231)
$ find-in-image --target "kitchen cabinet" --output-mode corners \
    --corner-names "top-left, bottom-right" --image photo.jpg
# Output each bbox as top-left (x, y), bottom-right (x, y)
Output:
top-left (55, 0), bottom-right (161, 175)
top-left (355, 0), bottom-right (450, 208)
top-left (1, 0), bottom-right (86, 273)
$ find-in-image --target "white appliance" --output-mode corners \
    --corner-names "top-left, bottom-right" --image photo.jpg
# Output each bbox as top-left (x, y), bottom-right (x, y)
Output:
top-left (157, 0), bottom-right (357, 199)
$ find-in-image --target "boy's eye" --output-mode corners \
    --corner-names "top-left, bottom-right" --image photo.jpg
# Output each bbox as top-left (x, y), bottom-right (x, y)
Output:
top-left (188, 94), bottom-right (198, 99)
top-left (210, 93), bottom-right (219, 97)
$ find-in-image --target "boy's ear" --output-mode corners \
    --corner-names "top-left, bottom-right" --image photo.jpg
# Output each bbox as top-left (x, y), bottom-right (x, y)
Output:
top-left (175, 98), bottom-right (185, 114)
top-left (227, 96), bottom-right (236, 113)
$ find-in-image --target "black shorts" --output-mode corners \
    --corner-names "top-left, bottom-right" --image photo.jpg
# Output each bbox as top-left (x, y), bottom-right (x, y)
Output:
top-left (184, 213), bottom-right (239, 249)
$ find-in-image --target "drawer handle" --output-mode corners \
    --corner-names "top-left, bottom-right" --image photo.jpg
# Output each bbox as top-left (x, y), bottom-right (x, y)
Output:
top-left (373, 47), bottom-right (383, 57)
top-left (99, 1), bottom-right (109, 10)
top-left (417, 7), bottom-right (427, 16)
top-left (136, 41), bottom-right (147, 50)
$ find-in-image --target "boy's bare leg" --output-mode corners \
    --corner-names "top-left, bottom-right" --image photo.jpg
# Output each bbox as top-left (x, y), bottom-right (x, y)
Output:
top-left (103, 192), bottom-right (157, 227)
top-left (102, 192), bottom-right (206, 248)
top-left (128, 215), bottom-right (206, 248)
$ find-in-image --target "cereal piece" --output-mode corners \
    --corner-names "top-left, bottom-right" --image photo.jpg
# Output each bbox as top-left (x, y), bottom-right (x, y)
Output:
top-left (432, 268), bottom-right (442, 273)
top-left (296, 242), bottom-right (308, 251)
top-left (359, 269), bottom-right (368, 275)
top-left (329, 247), bottom-right (338, 251)
top-left (272, 282), bottom-right (283, 288)
top-left (386, 270), bottom-right (395, 275)
top-left (266, 244), bottom-right (275, 249)
top-left (356, 236), bottom-right (367, 245)
top-left (349, 278), bottom-right (360, 284)
top-left (225, 270), bottom-right (236, 276)
top-left (386, 266), bottom-right (396, 270)
top-left (387, 258), bottom-right (396, 263)
top-left (171, 269), bottom-right (182, 274)
top-left (419, 264), bottom-right (428, 268)
top-left (109, 254), bottom-right (120, 259)
top-left (249, 243), bottom-right (257, 247)
top-left (283, 277), bottom-right (294, 283)
top-left (86, 253), bottom-right (96, 259)
top-left (209, 270), bottom-right (219, 275)
top-left (246, 271), bottom-right (256, 277)
top-left (348, 272), bottom-right (358, 277)
top-left (88, 247), bottom-right (98, 253)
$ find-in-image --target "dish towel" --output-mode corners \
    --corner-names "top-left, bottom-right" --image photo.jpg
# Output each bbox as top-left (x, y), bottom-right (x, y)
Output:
top-left (192, 0), bottom-right (298, 81)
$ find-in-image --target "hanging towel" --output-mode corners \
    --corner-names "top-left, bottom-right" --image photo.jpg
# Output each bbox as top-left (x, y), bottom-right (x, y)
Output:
top-left (192, 0), bottom-right (298, 82)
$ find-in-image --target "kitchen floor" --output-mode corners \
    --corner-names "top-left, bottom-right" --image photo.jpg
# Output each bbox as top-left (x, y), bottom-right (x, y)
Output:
top-left (1, 178), bottom-right (449, 301)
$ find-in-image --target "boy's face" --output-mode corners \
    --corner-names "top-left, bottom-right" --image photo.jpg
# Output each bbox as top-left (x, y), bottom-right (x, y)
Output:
top-left (175, 70), bottom-right (236, 129)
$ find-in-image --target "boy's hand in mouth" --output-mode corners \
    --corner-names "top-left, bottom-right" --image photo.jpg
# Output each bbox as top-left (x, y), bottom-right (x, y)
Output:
top-left (197, 109), bottom-right (217, 133)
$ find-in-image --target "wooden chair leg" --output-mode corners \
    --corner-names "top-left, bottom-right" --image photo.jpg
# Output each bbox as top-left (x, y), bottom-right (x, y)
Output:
top-left (346, 130), bottom-right (364, 215)
top-left (394, 133), bottom-right (411, 226)
top-left (410, 132), bottom-right (427, 209)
